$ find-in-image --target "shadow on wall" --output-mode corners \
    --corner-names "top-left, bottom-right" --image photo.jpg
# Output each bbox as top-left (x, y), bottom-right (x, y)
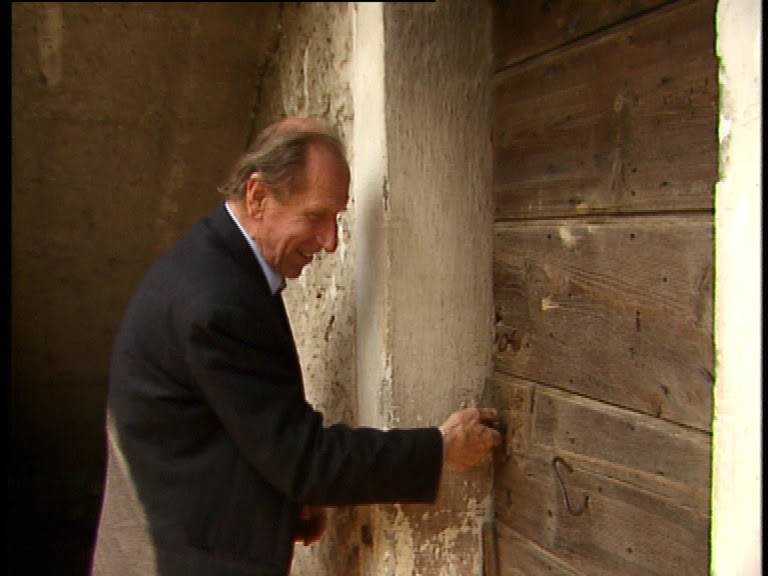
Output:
top-left (9, 403), bottom-right (106, 575)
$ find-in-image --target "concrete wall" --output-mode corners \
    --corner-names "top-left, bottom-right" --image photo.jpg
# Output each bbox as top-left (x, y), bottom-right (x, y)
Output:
top-left (11, 3), bottom-right (277, 573)
top-left (712, 0), bottom-right (762, 573)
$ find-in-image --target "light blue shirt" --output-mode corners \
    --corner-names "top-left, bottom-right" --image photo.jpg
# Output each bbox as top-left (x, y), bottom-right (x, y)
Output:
top-left (224, 201), bottom-right (286, 295)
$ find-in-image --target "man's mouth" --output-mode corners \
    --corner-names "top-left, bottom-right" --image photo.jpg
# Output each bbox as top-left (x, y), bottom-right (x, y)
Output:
top-left (298, 249), bottom-right (313, 262)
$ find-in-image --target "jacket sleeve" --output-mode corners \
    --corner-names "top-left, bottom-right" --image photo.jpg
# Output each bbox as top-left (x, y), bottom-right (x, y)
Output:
top-left (185, 300), bottom-right (444, 507)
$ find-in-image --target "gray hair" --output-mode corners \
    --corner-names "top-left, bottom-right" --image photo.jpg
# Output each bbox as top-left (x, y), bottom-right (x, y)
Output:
top-left (218, 117), bottom-right (348, 202)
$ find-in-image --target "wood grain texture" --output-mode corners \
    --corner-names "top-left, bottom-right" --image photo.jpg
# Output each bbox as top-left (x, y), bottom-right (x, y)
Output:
top-left (496, 523), bottom-right (584, 576)
top-left (493, 0), bottom-right (717, 219)
top-left (492, 0), bottom-right (669, 71)
top-left (492, 376), bottom-right (711, 575)
top-left (494, 447), bottom-right (710, 575)
top-left (493, 215), bottom-right (713, 432)
top-left (491, 2), bottom-right (715, 573)
top-left (493, 373), bottom-right (711, 506)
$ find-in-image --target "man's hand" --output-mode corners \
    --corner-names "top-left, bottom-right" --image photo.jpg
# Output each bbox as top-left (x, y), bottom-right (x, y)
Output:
top-left (294, 505), bottom-right (326, 546)
top-left (439, 407), bottom-right (502, 471)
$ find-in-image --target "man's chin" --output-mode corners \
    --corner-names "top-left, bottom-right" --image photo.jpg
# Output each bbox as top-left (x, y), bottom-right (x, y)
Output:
top-left (284, 262), bottom-right (308, 279)
top-left (281, 253), bottom-right (314, 279)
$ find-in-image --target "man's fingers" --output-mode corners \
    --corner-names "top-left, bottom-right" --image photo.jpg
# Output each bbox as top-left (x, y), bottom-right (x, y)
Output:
top-left (476, 408), bottom-right (502, 444)
top-left (484, 425), bottom-right (502, 447)
top-left (477, 407), bottom-right (498, 423)
top-left (441, 407), bottom-right (504, 471)
top-left (474, 419), bottom-right (501, 446)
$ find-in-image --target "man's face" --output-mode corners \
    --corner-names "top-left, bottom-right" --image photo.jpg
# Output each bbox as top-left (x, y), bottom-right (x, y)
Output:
top-left (254, 143), bottom-right (350, 279)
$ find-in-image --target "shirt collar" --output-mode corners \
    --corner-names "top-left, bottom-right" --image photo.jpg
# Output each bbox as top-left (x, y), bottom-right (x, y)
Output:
top-left (224, 201), bottom-right (286, 295)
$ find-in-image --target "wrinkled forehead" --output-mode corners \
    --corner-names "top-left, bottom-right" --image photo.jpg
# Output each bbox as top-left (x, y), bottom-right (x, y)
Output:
top-left (307, 139), bottom-right (350, 182)
top-left (294, 141), bottom-right (350, 209)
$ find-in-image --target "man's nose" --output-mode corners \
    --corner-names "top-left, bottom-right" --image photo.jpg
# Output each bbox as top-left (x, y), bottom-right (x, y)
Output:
top-left (318, 219), bottom-right (338, 253)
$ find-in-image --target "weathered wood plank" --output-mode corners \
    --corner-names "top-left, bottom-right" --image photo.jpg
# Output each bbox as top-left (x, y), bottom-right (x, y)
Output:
top-left (492, 0), bottom-right (668, 71)
top-left (496, 523), bottom-right (585, 576)
top-left (493, 373), bottom-right (711, 508)
top-left (493, 438), bottom-right (710, 575)
top-left (493, 216), bottom-right (713, 431)
top-left (493, 0), bottom-right (717, 219)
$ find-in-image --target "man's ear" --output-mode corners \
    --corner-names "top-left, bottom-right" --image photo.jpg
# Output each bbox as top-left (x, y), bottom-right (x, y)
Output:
top-left (245, 173), bottom-right (267, 218)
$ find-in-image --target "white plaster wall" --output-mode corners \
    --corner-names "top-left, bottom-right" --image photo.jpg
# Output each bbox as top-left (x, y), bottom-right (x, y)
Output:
top-left (354, 2), bottom-right (496, 574)
top-left (352, 1), bottom-right (391, 434)
top-left (712, 0), bottom-right (762, 573)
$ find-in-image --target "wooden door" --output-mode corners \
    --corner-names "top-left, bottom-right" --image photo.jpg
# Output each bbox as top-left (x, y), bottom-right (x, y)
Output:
top-left (489, 1), bottom-right (717, 574)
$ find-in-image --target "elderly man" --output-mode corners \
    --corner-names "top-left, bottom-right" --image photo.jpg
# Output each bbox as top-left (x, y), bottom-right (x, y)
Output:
top-left (90, 117), bottom-right (501, 576)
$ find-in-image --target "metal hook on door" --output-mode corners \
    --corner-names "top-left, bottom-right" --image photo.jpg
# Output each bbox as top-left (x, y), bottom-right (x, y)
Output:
top-left (552, 456), bottom-right (588, 516)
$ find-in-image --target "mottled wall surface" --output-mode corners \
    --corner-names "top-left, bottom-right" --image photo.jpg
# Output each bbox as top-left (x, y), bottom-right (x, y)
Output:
top-left (11, 3), bottom-right (276, 573)
top-left (247, 4), bottom-right (359, 574)
top-left (355, 2), bottom-right (496, 575)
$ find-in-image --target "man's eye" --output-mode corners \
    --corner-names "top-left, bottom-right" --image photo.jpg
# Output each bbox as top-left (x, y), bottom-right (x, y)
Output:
top-left (307, 213), bottom-right (323, 222)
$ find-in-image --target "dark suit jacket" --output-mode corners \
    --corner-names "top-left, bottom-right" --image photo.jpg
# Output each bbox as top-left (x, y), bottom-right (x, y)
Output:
top-left (90, 203), bottom-right (444, 576)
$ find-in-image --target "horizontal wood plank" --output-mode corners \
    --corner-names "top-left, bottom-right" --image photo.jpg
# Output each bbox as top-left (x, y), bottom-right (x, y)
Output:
top-left (493, 373), bottom-right (711, 506)
top-left (496, 523), bottom-right (585, 576)
top-left (492, 0), bottom-right (668, 71)
top-left (493, 432), bottom-right (710, 575)
top-left (493, 0), bottom-right (717, 219)
top-left (493, 216), bottom-right (713, 431)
